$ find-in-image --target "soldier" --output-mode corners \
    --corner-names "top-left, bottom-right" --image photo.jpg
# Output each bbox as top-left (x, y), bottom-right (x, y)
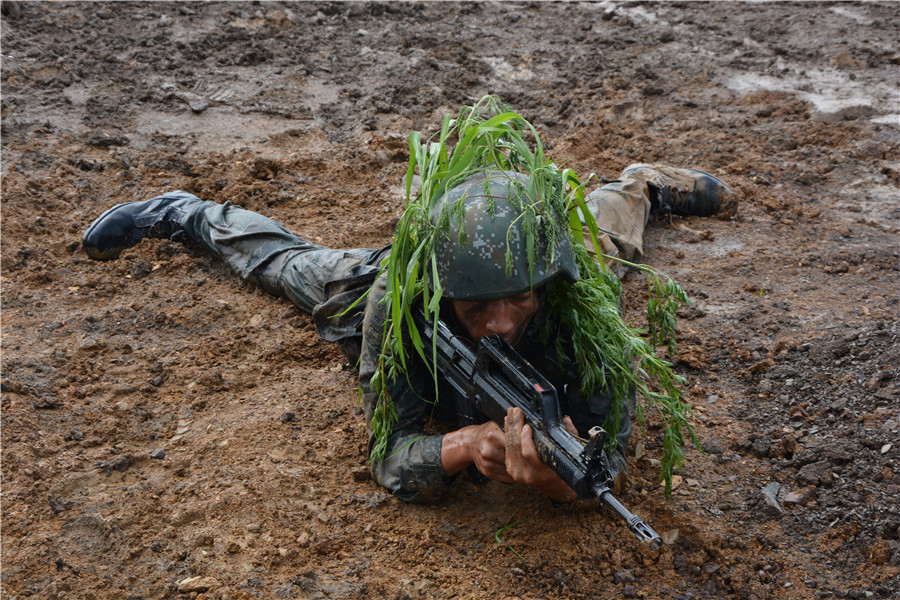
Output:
top-left (83, 154), bottom-right (733, 505)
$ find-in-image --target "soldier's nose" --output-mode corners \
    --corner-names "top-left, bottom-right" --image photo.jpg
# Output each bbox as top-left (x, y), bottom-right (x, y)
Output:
top-left (484, 306), bottom-right (517, 336)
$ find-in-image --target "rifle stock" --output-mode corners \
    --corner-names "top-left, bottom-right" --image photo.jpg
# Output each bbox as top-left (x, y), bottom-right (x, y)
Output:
top-left (418, 311), bottom-right (662, 550)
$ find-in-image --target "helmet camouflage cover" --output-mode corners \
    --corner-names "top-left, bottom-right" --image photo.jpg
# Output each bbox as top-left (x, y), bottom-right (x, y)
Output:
top-left (431, 170), bottom-right (580, 301)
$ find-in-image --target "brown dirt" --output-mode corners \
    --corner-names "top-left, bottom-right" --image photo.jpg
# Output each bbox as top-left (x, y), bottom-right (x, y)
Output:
top-left (2, 2), bottom-right (899, 599)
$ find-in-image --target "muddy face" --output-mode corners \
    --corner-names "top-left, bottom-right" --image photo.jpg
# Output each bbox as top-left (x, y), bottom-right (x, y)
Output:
top-left (451, 291), bottom-right (540, 347)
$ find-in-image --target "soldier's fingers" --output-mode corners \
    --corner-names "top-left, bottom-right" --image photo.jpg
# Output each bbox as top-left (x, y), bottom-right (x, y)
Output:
top-left (505, 408), bottom-right (525, 444)
top-left (483, 424), bottom-right (506, 448)
top-left (477, 454), bottom-right (513, 483)
top-left (519, 424), bottom-right (540, 465)
top-left (508, 407), bottom-right (524, 428)
top-left (504, 454), bottom-right (522, 481)
top-left (503, 414), bottom-right (519, 450)
top-left (503, 432), bottom-right (521, 475)
top-left (563, 415), bottom-right (578, 436)
top-left (481, 438), bottom-right (506, 463)
top-left (474, 431), bottom-right (514, 483)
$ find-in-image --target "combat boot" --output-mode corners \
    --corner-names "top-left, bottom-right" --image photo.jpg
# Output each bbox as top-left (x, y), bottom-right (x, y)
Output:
top-left (622, 164), bottom-right (736, 218)
top-left (82, 191), bottom-right (204, 260)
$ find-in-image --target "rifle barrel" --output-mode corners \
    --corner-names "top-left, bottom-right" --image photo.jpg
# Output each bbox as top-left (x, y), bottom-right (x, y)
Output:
top-left (597, 488), bottom-right (663, 550)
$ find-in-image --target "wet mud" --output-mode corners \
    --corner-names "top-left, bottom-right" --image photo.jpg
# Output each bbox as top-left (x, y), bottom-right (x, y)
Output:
top-left (2, 2), bottom-right (899, 599)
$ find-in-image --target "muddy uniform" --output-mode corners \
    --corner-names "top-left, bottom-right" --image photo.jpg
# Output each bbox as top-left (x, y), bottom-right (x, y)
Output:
top-left (85, 164), bottom-right (732, 502)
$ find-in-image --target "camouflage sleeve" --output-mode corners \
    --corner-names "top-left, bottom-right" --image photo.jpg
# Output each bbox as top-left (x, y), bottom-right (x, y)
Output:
top-left (357, 273), bottom-right (456, 503)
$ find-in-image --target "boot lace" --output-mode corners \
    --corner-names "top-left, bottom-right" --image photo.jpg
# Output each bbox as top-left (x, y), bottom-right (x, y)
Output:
top-left (145, 207), bottom-right (184, 240)
top-left (653, 185), bottom-right (689, 217)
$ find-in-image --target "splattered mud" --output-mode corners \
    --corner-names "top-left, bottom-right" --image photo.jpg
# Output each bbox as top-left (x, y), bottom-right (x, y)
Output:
top-left (2, 2), bottom-right (898, 599)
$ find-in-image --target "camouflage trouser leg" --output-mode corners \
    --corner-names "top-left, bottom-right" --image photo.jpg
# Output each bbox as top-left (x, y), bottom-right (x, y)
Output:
top-left (581, 164), bottom-right (655, 278)
top-left (180, 199), bottom-right (387, 314)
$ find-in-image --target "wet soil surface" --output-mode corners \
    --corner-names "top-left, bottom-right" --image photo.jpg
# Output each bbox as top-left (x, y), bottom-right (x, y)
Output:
top-left (2, 2), bottom-right (899, 599)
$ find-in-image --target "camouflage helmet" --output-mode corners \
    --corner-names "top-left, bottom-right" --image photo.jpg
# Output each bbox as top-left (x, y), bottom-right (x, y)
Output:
top-left (431, 170), bottom-right (580, 302)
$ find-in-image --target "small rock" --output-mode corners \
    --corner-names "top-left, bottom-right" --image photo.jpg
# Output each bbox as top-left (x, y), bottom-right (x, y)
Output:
top-left (702, 439), bottom-right (725, 454)
top-left (761, 482), bottom-right (784, 515)
top-left (734, 437), bottom-right (753, 452)
top-left (49, 495), bottom-right (75, 514)
top-left (280, 411), bottom-right (295, 424)
top-left (130, 260), bottom-right (151, 279)
top-left (188, 100), bottom-right (209, 113)
top-left (623, 584), bottom-right (636, 597)
top-left (33, 395), bottom-right (59, 409)
top-left (634, 442), bottom-right (645, 460)
top-left (297, 532), bottom-right (310, 547)
top-left (661, 529), bottom-right (679, 545)
top-left (150, 448), bottom-right (166, 460)
top-left (783, 488), bottom-right (813, 504)
top-left (881, 444), bottom-right (892, 455)
top-left (177, 576), bottom-right (220, 593)
top-left (614, 570), bottom-right (635, 584)
top-left (64, 429), bottom-right (84, 442)
top-left (96, 456), bottom-right (132, 474)
top-left (752, 438), bottom-right (772, 458)
top-left (798, 460), bottom-right (834, 486)
top-left (782, 435), bottom-right (798, 457)
top-left (246, 523), bottom-right (261, 532)
top-left (749, 358), bottom-right (775, 374)
top-left (86, 133), bottom-right (129, 147)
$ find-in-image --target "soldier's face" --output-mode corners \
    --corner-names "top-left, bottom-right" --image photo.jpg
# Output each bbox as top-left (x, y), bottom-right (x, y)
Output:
top-left (451, 290), bottom-right (540, 347)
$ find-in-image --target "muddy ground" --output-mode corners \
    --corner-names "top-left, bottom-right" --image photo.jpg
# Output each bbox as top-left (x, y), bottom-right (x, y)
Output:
top-left (2, 2), bottom-right (899, 599)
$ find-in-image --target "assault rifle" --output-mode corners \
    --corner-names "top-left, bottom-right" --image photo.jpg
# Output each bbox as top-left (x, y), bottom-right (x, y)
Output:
top-left (418, 311), bottom-right (662, 550)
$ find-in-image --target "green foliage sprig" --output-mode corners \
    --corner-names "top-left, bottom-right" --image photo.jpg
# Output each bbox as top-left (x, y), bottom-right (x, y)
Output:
top-left (369, 95), bottom-right (697, 495)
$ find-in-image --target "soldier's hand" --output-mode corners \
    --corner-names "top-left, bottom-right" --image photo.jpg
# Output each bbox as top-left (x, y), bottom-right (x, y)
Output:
top-left (440, 422), bottom-right (514, 483)
top-left (468, 421), bottom-right (516, 483)
top-left (504, 407), bottom-right (579, 503)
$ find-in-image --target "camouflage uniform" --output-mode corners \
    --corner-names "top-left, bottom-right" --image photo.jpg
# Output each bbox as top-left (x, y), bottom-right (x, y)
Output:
top-left (124, 165), bottom-right (671, 502)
